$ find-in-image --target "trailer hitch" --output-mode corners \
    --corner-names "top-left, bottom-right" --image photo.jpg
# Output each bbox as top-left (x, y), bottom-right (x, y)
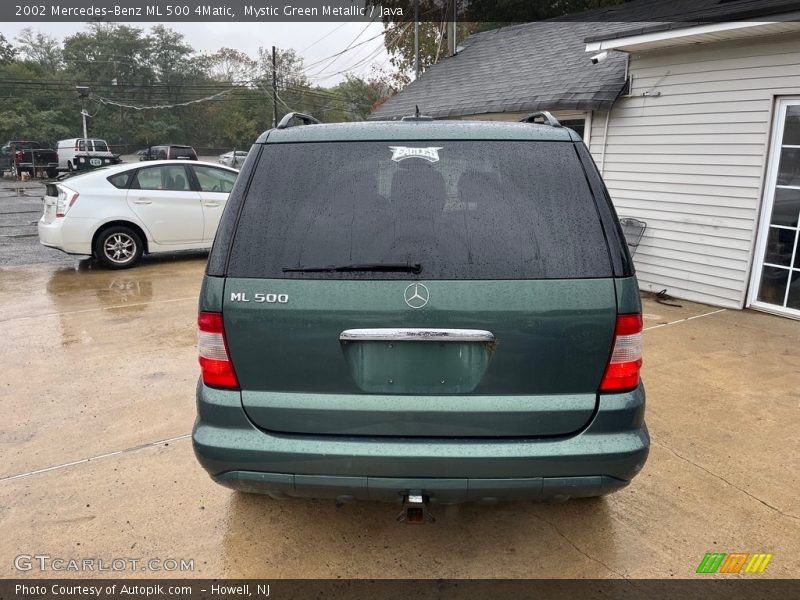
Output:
top-left (397, 494), bottom-right (435, 524)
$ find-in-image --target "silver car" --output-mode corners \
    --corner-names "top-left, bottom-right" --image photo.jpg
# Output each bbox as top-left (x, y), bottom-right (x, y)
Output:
top-left (218, 150), bottom-right (249, 168)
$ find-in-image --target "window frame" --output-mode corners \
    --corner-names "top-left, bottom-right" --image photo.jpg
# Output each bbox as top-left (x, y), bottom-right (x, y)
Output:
top-left (130, 164), bottom-right (194, 192)
top-left (189, 164), bottom-right (238, 194)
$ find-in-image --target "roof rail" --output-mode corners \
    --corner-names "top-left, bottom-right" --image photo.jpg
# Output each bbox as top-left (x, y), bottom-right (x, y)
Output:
top-left (520, 111), bottom-right (562, 127)
top-left (276, 112), bottom-right (320, 129)
top-left (401, 105), bottom-right (434, 122)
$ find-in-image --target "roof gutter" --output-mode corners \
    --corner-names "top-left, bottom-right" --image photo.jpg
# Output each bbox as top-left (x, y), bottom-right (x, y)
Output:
top-left (585, 17), bottom-right (800, 52)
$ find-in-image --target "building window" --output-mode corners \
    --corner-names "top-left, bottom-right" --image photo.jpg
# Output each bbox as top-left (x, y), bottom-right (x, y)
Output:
top-left (560, 119), bottom-right (586, 140)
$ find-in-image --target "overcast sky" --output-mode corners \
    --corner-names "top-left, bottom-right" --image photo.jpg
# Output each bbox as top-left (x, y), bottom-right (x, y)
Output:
top-left (2, 22), bottom-right (390, 85)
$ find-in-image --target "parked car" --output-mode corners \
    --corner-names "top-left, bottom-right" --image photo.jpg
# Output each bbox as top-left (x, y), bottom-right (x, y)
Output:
top-left (56, 138), bottom-right (121, 173)
top-left (0, 140), bottom-right (59, 178)
top-left (218, 150), bottom-right (249, 167)
top-left (192, 112), bottom-right (648, 512)
top-left (37, 160), bottom-right (238, 268)
top-left (139, 145), bottom-right (198, 161)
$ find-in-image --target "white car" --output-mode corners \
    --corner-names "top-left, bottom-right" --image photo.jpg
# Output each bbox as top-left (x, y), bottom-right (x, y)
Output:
top-left (218, 150), bottom-right (249, 167)
top-left (38, 160), bottom-right (238, 268)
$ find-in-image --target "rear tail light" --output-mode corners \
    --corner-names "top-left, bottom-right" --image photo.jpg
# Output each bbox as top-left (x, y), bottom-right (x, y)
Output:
top-left (55, 186), bottom-right (79, 217)
top-left (198, 312), bottom-right (239, 389)
top-left (14, 150), bottom-right (24, 162)
top-left (599, 313), bottom-right (642, 393)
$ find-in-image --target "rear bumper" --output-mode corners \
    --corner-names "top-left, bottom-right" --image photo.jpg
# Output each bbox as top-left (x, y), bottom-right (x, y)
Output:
top-left (193, 383), bottom-right (649, 503)
top-left (72, 156), bottom-right (120, 170)
top-left (19, 161), bottom-right (58, 169)
top-left (37, 218), bottom-right (93, 256)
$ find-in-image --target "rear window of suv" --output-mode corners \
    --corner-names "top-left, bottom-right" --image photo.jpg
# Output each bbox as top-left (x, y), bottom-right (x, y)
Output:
top-left (227, 141), bottom-right (612, 280)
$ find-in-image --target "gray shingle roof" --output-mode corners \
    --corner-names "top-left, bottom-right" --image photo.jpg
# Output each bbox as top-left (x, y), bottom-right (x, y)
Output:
top-left (370, 21), bottom-right (631, 120)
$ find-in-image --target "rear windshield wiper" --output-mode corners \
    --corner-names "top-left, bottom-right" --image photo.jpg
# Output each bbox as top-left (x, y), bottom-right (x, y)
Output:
top-left (283, 263), bottom-right (422, 274)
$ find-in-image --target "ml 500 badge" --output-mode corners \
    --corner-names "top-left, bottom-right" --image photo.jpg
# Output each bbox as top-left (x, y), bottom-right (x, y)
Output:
top-left (230, 292), bottom-right (288, 304)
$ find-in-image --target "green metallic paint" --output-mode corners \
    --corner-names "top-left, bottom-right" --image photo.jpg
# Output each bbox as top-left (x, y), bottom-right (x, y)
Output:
top-left (222, 278), bottom-right (617, 437)
top-left (194, 119), bottom-right (648, 502)
top-left (212, 472), bottom-right (628, 503)
top-left (198, 275), bottom-right (225, 313)
top-left (340, 338), bottom-right (493, 394)
top-left (615, 276), bottom-right (642, 315)
top-left (192, 381), bottom-right (648, 502)
top-left (240, 391), bottom-right (598, 437)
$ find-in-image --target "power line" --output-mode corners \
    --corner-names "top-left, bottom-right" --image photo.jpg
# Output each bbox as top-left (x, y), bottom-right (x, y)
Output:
top-left (303, 19), bottom-right (377, 78)
top-left (92, 89), bottom-right (234, 110)
top-left (299, 28), bottom-right (387, 74)
top-left (309, 21), bottom-right (412, 84)
top-left (297, 20), bottom-right (352, 54)
top-left (1, 85), bottom-right (359, 109)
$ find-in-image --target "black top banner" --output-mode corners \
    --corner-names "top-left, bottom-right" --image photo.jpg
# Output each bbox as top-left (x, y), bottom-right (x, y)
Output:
top-left (4, 0), bottom-right (800, 23)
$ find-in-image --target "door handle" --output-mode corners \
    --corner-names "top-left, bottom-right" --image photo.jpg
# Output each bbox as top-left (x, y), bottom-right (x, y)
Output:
top-left (202, 201), bottom-right (221, 207)
top-left (132, 199), bottom-right (152, 205)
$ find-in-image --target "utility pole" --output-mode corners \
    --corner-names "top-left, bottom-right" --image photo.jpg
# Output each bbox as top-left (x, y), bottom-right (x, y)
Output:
top-left (453, 0), bottom-right (458, 55)
top-left (272, 45), bottom-right (278, 128)
top-left (447, 0), bottom-right (458, 57)
top-left (414, 0), bottom-right (419, 79)
top-left (76, 86), bottom-right (90, 138)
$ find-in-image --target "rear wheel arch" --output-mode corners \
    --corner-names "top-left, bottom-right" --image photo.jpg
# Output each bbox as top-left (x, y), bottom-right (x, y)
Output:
top-left (92, 220), bottom-right (150, 256)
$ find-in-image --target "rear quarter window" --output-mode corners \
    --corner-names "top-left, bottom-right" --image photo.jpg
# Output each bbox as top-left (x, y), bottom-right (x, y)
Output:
top-left (107, 171), bottom-right (133, 189)
top-left (226, 140), bottom-right (612, 280)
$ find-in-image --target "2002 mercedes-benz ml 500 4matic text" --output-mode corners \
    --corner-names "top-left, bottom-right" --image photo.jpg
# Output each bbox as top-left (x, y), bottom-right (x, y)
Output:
top-left (192, 112), bottom-right (649, 513)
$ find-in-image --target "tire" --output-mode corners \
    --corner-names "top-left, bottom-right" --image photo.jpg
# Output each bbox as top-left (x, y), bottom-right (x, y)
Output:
top-left (94, 225), bottom-right (143, 269)
top-left (46, 168), bottom-right (57, 179)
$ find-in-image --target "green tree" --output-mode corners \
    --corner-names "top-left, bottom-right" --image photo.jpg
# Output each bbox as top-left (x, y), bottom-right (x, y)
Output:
top-left (63, 24), bottom-right (152, 84)
top-left (204, 47), bottom-right (257, 82)
top-left (14, 28), bottom-right (62, 71)
top-left (327, 74), bottom-right (385, 121)
top-left (256, 46), bottom-right (309, 89)
top-left (0, 101), bottom-right (71, 145)
top-left (0, 23), bottom-right (392, 154)
top-left (0, 33), bottom-right (15, 65)
top-left (145, 25), bottom-right (194, 84)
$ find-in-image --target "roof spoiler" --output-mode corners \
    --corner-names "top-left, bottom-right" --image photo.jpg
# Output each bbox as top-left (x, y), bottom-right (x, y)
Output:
top-left (276, 112), bottom-right (321, 129)
top-left (520, 111), bottom-right (562, 127)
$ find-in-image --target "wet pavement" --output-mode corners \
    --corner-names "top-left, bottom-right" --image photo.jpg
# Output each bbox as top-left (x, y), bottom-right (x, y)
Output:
top-left (0, 257), bottom-right (798, 579)
top-left (0, 181), bottom-right (72, 268)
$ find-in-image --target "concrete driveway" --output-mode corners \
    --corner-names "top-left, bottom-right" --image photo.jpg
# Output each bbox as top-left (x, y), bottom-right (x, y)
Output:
top-left (0, 257), bottom-right (798, 578)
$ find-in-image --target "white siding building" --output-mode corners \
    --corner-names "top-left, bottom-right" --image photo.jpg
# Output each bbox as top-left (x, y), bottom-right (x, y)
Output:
top-left (585, 24), bottom-right (800, 316)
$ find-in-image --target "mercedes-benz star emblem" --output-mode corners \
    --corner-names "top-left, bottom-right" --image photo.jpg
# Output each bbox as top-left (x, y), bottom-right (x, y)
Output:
top-left (404, 283), bottom-right (430, 309)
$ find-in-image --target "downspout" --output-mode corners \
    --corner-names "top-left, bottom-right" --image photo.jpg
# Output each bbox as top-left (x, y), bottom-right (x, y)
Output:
top-left (600, 109), bottom-right (610, 175)
top-left (599, 53), bottom-right (630, 176)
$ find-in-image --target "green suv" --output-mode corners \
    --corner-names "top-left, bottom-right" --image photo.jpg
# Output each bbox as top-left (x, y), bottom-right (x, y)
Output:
top-left (192, 112), bottom-right (649, 511)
